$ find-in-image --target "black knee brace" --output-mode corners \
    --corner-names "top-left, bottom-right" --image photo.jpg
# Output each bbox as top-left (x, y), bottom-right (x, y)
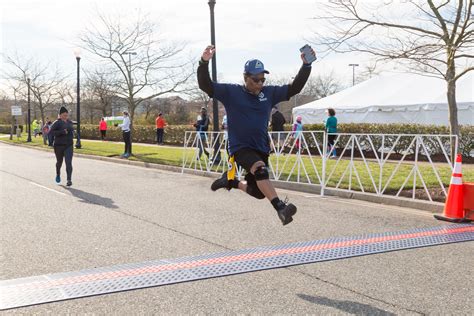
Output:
top-left (254, 165), bottom-right (269, 181)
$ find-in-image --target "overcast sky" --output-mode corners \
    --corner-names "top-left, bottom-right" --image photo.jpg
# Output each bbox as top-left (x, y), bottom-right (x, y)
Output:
top-left (1, 0), bottom-right (389, 95)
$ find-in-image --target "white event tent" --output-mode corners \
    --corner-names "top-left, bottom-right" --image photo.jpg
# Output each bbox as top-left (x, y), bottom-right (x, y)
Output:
top-left (292, 72), bottom-right (473, 126)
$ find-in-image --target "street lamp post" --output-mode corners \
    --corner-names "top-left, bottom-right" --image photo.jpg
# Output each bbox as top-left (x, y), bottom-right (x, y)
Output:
top-left (208, 0), bottom-right (221, 163)
top-left (208, 0), bottom-right (219, 131)
top-left (26, 78), bottom-right (32, 142)
top-left (349, 63), bottom-right (359, 86)
top-left (74, 48), bottom-right (82, 149)
top-left (292, 77), bottom-right (297, 108)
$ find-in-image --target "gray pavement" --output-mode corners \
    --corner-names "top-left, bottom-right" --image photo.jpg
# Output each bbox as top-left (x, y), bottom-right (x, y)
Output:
top-left (0, 142), bottom-right (473, 315)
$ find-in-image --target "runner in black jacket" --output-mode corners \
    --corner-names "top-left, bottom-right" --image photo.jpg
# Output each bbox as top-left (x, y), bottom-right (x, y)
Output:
top-left (50, 106), bottom-right (75, 186)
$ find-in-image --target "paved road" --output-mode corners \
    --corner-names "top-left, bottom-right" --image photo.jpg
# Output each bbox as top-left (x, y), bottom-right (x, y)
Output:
top-left (0, 142), bottom-right (473, 315)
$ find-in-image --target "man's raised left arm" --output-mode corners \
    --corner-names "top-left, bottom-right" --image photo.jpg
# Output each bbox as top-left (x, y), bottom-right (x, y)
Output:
top-left (287, 48), bottom-right (316, 99)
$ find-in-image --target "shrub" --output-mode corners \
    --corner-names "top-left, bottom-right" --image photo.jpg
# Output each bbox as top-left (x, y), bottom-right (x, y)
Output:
top-left (299, 123), bottom-right (473, 160)
top-left (0, 124), bottom-right (24, 134)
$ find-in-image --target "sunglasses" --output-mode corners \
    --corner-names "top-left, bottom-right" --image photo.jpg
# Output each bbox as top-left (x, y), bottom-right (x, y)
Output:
top-left (249, 76), bottom-right (266, 84)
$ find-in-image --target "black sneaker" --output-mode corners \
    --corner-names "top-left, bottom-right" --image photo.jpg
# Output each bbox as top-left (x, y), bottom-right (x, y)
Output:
top-left (277, 200), bottom-right (297, 226)
top-left (66, 180), bottom-right (72, 187)
top-left (211, 172), bottom-right (229, 191)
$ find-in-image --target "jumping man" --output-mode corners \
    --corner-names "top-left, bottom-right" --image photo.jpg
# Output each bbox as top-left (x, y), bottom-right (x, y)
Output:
top-left (197, 45), bottom-right (315, 225)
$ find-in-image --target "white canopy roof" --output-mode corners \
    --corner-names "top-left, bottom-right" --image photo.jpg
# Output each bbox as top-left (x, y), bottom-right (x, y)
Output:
top-left (292, 72), bottom-right (474, 126)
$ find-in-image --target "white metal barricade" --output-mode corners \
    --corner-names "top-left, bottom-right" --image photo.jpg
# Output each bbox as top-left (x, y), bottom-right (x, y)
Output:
top-left (182, 131), bottom-right (458, 202)
top-left (323, 133), bottom-right (457, 201)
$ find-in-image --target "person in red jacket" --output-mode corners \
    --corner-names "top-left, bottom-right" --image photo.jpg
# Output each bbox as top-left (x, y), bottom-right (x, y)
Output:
top-left (99, 117), bottom-right (107, 140)
top-left (155, 113), bottom-right (167, 145)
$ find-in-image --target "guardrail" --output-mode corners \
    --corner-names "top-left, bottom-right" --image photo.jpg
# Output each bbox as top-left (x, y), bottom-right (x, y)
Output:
top-left (182, 131), bottom-right (457, 203)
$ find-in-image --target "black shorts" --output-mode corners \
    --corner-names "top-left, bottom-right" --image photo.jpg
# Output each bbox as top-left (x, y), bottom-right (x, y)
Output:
top-left (234, 148), bottom-right (269, 172)
top-left (234, 148), bottom-right (269, 199)
top-left (328, 134), bottom-right (337, 145)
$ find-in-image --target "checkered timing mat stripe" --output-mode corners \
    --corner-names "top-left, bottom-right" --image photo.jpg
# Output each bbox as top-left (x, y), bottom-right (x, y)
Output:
top-left (1, 224), bottom-right (473, 310)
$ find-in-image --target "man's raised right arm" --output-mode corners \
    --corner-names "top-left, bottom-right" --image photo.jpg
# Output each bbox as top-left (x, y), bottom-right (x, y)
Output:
top-left (198, 59), bottom-right (213, 97)
top-left (197, 45), bottom-right (216, 97)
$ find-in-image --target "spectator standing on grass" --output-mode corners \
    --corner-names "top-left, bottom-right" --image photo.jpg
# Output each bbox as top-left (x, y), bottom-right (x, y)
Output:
top-left (117, 111), bottom-right (131, 158)
top-left (292, 115), bottom-right (304, 151)
top-left (271, 108), bottom-right (286, 148)
top-left (99, 117), bottom-right (107, 140)
top-left (46, 119), bottom-right (54, 146)
top-left (155, 113), bottom-right (167, 145)
top-left (50, 106), bottom-right (75, 186)
top-left (32, 119), bottom-right (39, 137)
top-left (325, 108), bottom-right (338, 158)
top-left (42, 120), bottom-right (52, 145)
top-left (194, 107), bottom-right (210, 159)
top-left (38, 120), bottom-right (43, 136)
top-left (222, 114), bottom-right (228, 141)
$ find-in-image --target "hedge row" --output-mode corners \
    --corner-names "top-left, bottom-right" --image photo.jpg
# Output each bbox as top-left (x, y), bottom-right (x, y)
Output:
top-left (78, 124), bottom-right (190, 145)
top-left (1, 123), bottom-right (472, 158)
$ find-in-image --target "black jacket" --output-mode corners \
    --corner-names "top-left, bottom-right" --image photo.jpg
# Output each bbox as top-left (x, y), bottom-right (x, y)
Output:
top-left (50, 119), bottom-right (75, 146)
top-left (271, 111), bottom-right (286, 131)
top-left (194, 114), bottom-right (210, 132)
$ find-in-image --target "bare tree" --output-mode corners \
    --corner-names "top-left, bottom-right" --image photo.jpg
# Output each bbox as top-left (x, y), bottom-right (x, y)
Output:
top-left (79, 11), bottom-right (194, 124)
top-left (84, 68), bottom-right (116, 118)
top-left (264, 73), bottom-right (342, 120)
top-left (312, 0), bottom-right (474, 157)
top-left (140, 99), bottom-right (156, 120)
top-left (302, 72), bottom-right (343, 100)
top-left (57, 82), bottom-right (75, 116)
top-left (82, 96), bottom-right (100, 124)
top-left (356, 62), bottom-right (381, 83)
top-left (0, 83), bottom-right (22, 132)
top-left (191, 89), bottom-right (212, 110)
top-left (4, 53), bottom-right (63, 133)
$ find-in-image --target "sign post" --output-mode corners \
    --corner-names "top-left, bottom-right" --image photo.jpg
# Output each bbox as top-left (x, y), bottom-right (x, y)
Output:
top-left (11, 106), bottom-right (22, 140)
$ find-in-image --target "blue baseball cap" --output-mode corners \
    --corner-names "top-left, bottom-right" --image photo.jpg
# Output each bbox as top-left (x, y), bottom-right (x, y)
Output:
top-left (244, 59), bottom-right (269, 75)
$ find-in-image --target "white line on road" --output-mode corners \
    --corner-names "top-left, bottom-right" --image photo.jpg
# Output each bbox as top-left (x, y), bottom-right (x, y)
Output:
top-left (29, 182), bottom-right (67, 196)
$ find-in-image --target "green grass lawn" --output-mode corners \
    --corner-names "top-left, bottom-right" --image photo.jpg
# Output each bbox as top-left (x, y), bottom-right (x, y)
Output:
top-left (3, 135), bottom-right (473, 197)
top-left (2, 135), bottom-right (187, 167)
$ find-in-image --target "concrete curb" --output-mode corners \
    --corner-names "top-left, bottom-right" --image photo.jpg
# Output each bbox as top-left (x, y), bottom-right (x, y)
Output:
top-left (0, 140), bottom-right (444, 213)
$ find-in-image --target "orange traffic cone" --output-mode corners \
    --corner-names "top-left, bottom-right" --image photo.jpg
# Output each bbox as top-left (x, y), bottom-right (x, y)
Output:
top-left (434, 154), bottom-right (470, 223)
top-left (463, 182), bottom-right (474, 221)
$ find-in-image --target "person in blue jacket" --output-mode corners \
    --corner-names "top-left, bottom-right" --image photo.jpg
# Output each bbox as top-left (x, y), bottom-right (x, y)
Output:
top-left (197, 45), bottom-right (315, 225)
